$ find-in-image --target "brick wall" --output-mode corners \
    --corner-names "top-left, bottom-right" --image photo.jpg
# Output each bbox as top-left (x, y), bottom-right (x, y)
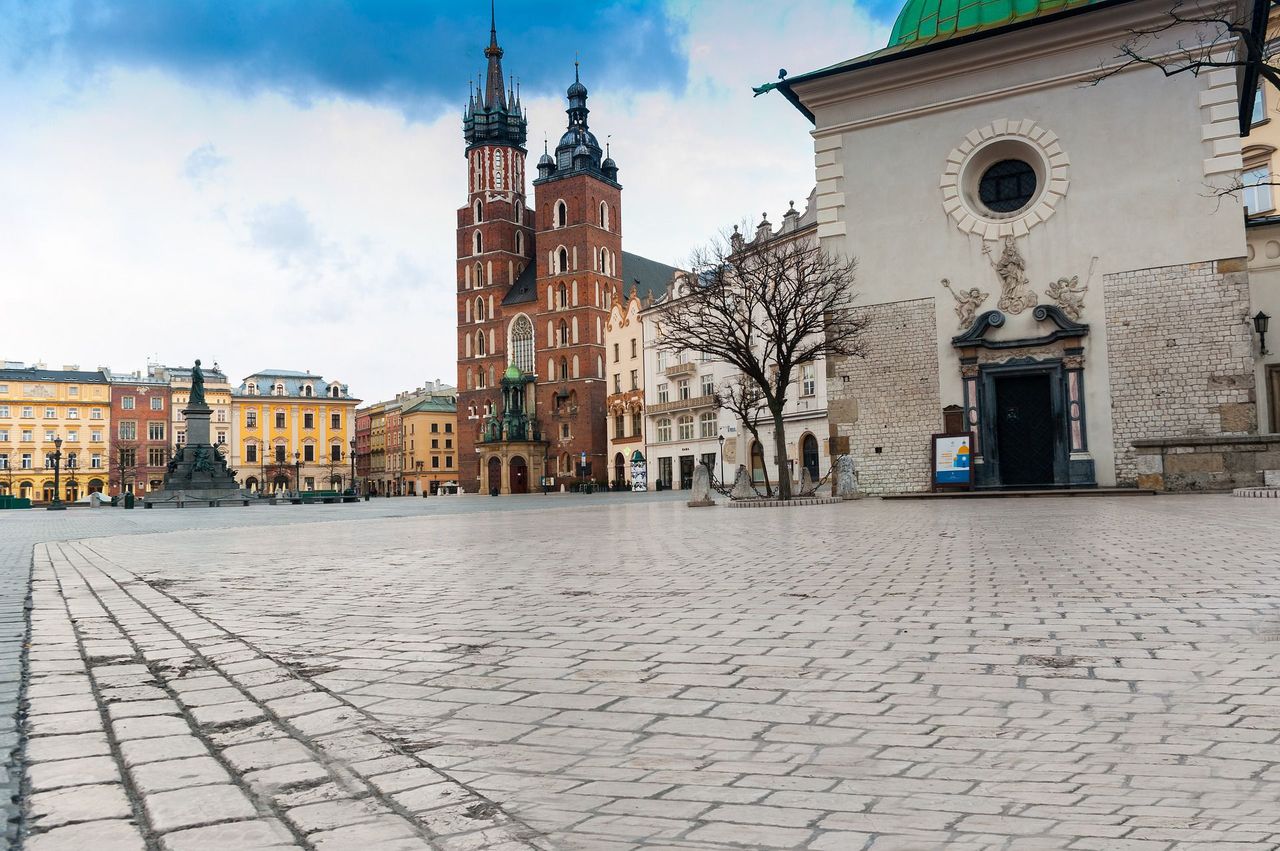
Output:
top-left (826, 298), bottom-right (940, 494)
top-left (1104, 259), bottom-right (1255, 486)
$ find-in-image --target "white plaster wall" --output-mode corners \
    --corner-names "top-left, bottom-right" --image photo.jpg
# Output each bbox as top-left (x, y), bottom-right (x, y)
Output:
top-left (1247, 224), bottom-right (1280, 431)
top-left (796, 6), bottom-right (1247, 486)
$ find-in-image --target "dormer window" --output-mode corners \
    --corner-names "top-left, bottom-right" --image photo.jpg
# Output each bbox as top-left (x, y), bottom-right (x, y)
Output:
top-left (247, 382), bottom-right (257, 395)
top-left (302, 385), bottom-right (313, 397)
top-left (274, 384), bottom-right (285, 396)
top-left (329, 385), bottom-right (341, 398)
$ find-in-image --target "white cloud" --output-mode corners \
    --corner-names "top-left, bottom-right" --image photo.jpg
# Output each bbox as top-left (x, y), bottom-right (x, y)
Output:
top-left (0, 2), bottom-right (891, 403)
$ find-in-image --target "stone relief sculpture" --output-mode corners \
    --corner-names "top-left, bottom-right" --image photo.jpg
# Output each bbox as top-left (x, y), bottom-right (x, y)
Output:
top-left (941, 278), bottom-right (989, 329)
top-left (1045, 275), bottom-right (1088, 321)
top-left (984, 237), bottom-right (1038, 315)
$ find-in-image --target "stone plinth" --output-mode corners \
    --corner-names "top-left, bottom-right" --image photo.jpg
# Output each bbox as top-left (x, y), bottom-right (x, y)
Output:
top-left (145, 403), bottom-right (243, 506)
top-left (1132, 435), bottom-right (1280, 492)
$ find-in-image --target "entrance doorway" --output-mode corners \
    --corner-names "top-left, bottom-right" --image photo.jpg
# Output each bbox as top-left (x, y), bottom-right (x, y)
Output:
top-left (679, 455), bottom-right (695, 490)
top-left (994, 374), bottom-right (1054, 486)
top-left (801, 434), bottom-right (819, 480)
top-left (487, 457), bottom-right (502, 494)
top-left (509, 456), bottom-right (528, 494)
top-left (614, 452), bottom-right (625, 485)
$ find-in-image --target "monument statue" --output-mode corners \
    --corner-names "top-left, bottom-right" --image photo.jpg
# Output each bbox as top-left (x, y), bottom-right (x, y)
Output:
top-left (985, 237), bottom-right (1037, 315)
top-left (190, 359), bottom-right (207, 407)
top-left (941, 278), bottom-right (989, 329)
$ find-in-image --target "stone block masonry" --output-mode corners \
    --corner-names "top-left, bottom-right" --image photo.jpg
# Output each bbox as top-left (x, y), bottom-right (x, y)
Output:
top-left (826, 298), bottom-right (940, 494)
top-left (1104, 259), bottom-right (1255, 486)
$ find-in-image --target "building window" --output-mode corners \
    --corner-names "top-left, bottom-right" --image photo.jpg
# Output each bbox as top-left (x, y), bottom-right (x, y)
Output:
top-left (1253, 86), bottom-right (1266, 125)
top-left (656, 418), bottom-right (672, 442)
top-left (699, 412), bottom-right (717, 439)
top-left (150, 396), bottom-right (163, 410)
top-left (67, 408), bottom-right (78, 419)
top-left (331, 412), bottom-right (341, 429)
top-left (21, 430), bottom-right (32, 442)
top-left (121, 397), bottom-right (134, 410)
top-left (303, 445), bottom-right (315, 462)
top-left (274, 384), bottom-right (285, 396)
top-left (678, 379), bottom-right (691, 401)
top-left (148, 422), bottom-right (165, 441)
top-left (446, 456), bottom-right (453, 468)
top-left (558, 247), bottom-right (568, 274)
top-left (474, 199), bottom-right (483, 222)
top-left (176, 432), bottom-right (186, 446)
top-left (91, 430), bottom-right (102, 443)
top-left (613, 374), bottom-right (621, 394)
top-left (303, 412), bottom-right (314, 429)
top-left (802, 364), bottom-right (816, 397)
top-left (246, 411), bottom-right (257, 428)
top-left (631, 411), bottom-right (642, 436)
top-left (330, 385), bottom-right (341, 398)
top-left (978, 159), bottom-right (1037, 214)
top-left (21, 407), bottom-right (33, 418)
top-left (476, 330), bottom-right (487, 357)
top-left (614, 413), bottom-right (625, 438)
top-left (473, 230), bottom-right (483, 255)
top-left (246, 444), bottom-right (258, 463)
top-left (557, 283), bottom-right (568, 309)
top-left (515, 231), bottom-right (524, 254)
top-left (148, 447), bottom-right (166, 467)
top-left (432, 456), bottom-right (440, 468)
top-left (43, 407), bottom-right (55, 418)
top-left (475, 297), bottom-right (486, 322)
top-left (631, 339), bottom-right (637, 358)
top-left (0, 406), bottom-right (7, 418)
top-left (275, 445), bottom-right (286, 463)
top-left (657, 383), bottom-right (669, 404)
top-left (613, 343), bottom-right (620, 362)
top-left (658, 457), bottom-right (672, 487)
top-left (21, 454), bottom-right (32, 469)
top-left (119, 421), bottom-right (137, 440)
top-left (511, 314), bottom-right (534, 373)
top-left (90, 408), bottom-right (102, 420)
top-left (445, 422), bottom-right (453, 433)
top-left (217, 432), bottom-right (226, 444)
top-left (656, 350), bottom-right (667, 371)
top-left (700, 374), bottom-right (715, 398)
top-left (556, 200), bottom-right (567, 228)
top-left (1243, 166), bottom-right (1275, 214)
top-left (677, 415), bottom-right (694, 441)
top-left (275, 412), bottom-right (286, 429)
top-left (302, 385), bottom-right (313, 397)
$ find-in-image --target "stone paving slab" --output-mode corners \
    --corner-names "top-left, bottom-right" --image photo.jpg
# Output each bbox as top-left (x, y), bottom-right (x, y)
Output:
top-left (16, 495), bottom-right (1280, 849)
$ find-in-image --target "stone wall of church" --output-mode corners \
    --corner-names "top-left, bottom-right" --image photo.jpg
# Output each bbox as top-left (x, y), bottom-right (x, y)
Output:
top-left (826, 297), bottom-right (940, 494)
top-left (1104, 259), bottom-right (1255, 487)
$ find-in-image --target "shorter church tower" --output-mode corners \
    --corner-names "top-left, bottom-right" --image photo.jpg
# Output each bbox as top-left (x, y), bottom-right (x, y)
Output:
top-left (531, 65), bottom-right (622, 483)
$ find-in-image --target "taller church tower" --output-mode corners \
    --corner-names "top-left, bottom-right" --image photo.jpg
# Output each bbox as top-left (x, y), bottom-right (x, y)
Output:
top-left (456, 9), bottom-right (533, 492)
top-left (531, 65), bottom-right (622, 482)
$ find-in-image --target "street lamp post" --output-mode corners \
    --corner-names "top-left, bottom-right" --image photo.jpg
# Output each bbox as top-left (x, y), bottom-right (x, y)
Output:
top-left (48, 437), bottom-right (65, 511)
top-left (349, 438), bottom-right (357, 495)
top-left (294, 451), bottom-right (301, 496)
top-left (718, 434), bottom-right (726, 485)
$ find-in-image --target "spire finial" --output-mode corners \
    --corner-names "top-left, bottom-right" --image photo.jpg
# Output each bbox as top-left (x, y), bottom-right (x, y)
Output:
top-left (543, 134), bottom-right (548, 155)
top-left (575, 58), bottom-right (580, 83)
top-left (490, 0), bottom-right (497, 42)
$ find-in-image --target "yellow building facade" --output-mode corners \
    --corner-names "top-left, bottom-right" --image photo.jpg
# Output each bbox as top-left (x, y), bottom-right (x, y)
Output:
top-left (230, 370), bottom-right (359, 493)
top-left (402, 397), bottom-right (458, 495)
top-left (0, 364), bottom-right (111, 502)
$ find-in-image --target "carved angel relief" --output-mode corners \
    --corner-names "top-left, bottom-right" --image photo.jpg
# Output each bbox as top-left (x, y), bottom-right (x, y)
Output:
top-left (941, 278), bottom-right (989, 329)
top-left (1045, 276), bottom-right (1088, 321)
top-left (983, 237), bottom-right (1037, 315)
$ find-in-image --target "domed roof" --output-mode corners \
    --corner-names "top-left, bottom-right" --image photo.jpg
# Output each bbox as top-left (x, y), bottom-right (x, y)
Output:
top-left (573, 143), bottom-right (590, 158)
top-left (567, 79), bottom-right (587, 98)
top-left (602, 156), bottom-right (616, 169)
top-left (538, 152), bottom-right (554, 166)
top-left (504, 364), bottom-right (522, 381)
top-left (888, 0), bottom-right (1099, 47)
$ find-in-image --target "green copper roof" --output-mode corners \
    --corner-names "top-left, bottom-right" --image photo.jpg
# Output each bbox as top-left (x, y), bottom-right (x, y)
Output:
top-left (504, 364), bottom-right (523, 381)
top-left (888, 0), bottom-right (1103, 47)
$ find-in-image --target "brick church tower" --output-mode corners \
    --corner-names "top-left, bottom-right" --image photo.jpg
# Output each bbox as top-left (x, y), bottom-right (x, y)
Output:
top-left (531, 64), bottom-right (621, 484)
top-left (455, 13), bottom-right (638, 494)
top-left (456, 10), bottom-right (533, 492)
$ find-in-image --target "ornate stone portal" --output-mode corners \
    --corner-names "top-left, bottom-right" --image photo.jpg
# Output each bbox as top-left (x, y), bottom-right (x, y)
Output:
top-left (144, 359), bottom-right (245, 506)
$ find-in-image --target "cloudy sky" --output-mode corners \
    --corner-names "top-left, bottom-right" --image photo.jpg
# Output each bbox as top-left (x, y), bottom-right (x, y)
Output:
top-left (1, 1), bottom-right (892, 403)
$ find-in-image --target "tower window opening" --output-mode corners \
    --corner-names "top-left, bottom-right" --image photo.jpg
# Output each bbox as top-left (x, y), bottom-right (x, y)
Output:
top-left (556, 200), bottom-right (567, 228)
top-left (474, 200), bottom-right (483, 223)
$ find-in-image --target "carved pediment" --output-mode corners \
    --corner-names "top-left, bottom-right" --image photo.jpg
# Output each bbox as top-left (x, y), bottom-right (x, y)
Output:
top-left (952, 305), bottom-right (1089, 350)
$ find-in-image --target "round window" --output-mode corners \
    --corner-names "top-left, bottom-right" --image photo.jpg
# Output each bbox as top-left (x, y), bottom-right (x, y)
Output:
top-left (978, 159), bottom-right (1037, 214)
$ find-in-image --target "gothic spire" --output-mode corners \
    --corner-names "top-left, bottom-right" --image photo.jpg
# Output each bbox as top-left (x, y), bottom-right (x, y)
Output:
top-left (463, 2), bottom-right (527, 151)
top-left (483, 0), bottom-right (506, 110)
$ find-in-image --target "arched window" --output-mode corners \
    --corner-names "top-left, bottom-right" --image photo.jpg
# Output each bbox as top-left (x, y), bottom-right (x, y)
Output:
top-left (600, 201), bottom-right (609, 229)
top-left (557, 283), bottom-right (568, 309)
top-left (330, 385), bottom-right (341, 398)
top-left (475, 330), bottom-right (487, 357)
top-left (558, 247), bottom-right (568, 273)
top-left (656, 418), bottom-right (672, 443)
top-left (801, 433), bottom-right (820, 479)
top-left (558, 357), bottom-right (568, 380)
top-left (515, 231), bottom-right (524, 254)
top-left (510, 315), bottom-right (534, 373)
top-left (558, 319), bottom-right (569, 346)
top-left (247, 382), bottom-right (257, 395)
top-left (467, 368), bottom-right (474, 390)
top-left (514, 199), bottom-right (523, 223)
top-left (475, 297), bottom-right (486, 323)
top-left (475, 261), bottom-right (483, 287)
top-left (473, 230), bottom-right (483, 255)
top-left (274, 384), bottom-right (285, 396)
top-left (474, 200), bottom-right (483, 223)
top-left (572, 356), bottom-right (579, 378)
top-left (556, 200), bottom-right (567, 228)
top-left (302, 385), bottom-right (313, 397)
top-left (677, 415), bottom-right (694, 441)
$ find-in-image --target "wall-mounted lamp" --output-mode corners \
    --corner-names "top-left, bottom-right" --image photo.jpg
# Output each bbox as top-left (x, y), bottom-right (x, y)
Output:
top-left (1254, 310), bottom-right (1271, 356)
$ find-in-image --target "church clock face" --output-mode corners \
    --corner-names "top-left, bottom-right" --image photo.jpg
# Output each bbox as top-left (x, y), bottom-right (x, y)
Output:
top-left (492, 149), bottom-right (504, 190)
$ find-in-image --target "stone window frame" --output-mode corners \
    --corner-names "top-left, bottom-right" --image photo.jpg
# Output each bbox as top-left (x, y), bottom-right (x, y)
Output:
top-left (941, 119), bottom-right (1069, 240)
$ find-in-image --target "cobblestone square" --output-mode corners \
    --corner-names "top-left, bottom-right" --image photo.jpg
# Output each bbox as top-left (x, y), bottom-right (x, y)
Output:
top-left (9, 494), bottom-right (1280, 849)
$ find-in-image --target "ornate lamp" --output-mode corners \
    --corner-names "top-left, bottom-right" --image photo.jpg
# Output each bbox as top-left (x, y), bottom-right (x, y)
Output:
top-left (47, 437), bottom-right (65, 511)
top-left (1254, 311), bottom-right (1271, 356)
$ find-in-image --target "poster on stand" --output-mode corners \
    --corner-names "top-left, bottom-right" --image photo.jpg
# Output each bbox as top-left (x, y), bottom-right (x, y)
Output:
top-left (932, 432), bottom-right (974, 490)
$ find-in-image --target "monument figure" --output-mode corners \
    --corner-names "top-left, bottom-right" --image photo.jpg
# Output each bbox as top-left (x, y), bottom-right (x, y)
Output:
top-left (144, 358), bottom-right (244, 507)
top-left (190, 359), bottom-right (207, 407)
top-left (985, 237), bottom-right (1037, 315)
top-left (941, 278), bottom-right (989, 329)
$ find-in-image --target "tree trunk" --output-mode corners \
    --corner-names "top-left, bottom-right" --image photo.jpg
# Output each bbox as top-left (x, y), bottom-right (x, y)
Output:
top-left (771, 405), bottom-right (791, 500)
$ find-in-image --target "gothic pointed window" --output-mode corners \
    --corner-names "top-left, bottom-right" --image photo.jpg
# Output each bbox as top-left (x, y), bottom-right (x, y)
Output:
top-left (474, 200), bottom-right (483, 223)
top-left (474, 262), bottom-right (483, 288)
top-left (515, 231), bottom-right (524, 254)
top-left (557, 283), bottom-right (568, 309)
top-left (510, 315), bottom-right (534, 373)
top-left (475, 330), bottom-right (487, 357)
top-left (556, 200), bottom-right (567, 228)
top-left (558, 357), bottom-right (568, 380)
top-left (558, 319), bottom-right (569, 346)
top-left (475, 297), bottom-right (486, 323)
top-left (558, 247), bottom-right (568, 273)
top-left (473, 231), bottom-right (483, 255)
top-left (600, 201), bottom-right (609, 229)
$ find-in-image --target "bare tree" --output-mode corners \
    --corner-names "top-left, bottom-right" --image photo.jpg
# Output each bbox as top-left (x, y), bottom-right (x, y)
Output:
top-left (714, 374), bottom-right (772, 495)
top-left (110, 442), bottom-right (140, 496)
top-left (656, 232), bottom-right (867, 499)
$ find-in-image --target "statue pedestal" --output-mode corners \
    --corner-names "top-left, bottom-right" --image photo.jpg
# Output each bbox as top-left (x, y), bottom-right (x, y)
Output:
top-left (145, 404), bottom-right (242, 506)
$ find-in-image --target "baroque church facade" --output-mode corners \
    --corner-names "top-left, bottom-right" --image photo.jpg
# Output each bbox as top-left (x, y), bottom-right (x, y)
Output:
top-left (454, 18), bottom-right (674, 494)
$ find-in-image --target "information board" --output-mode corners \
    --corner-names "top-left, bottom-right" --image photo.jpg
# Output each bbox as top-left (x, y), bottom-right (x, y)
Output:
top-left (932, 432), bottom-right (974, 490)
